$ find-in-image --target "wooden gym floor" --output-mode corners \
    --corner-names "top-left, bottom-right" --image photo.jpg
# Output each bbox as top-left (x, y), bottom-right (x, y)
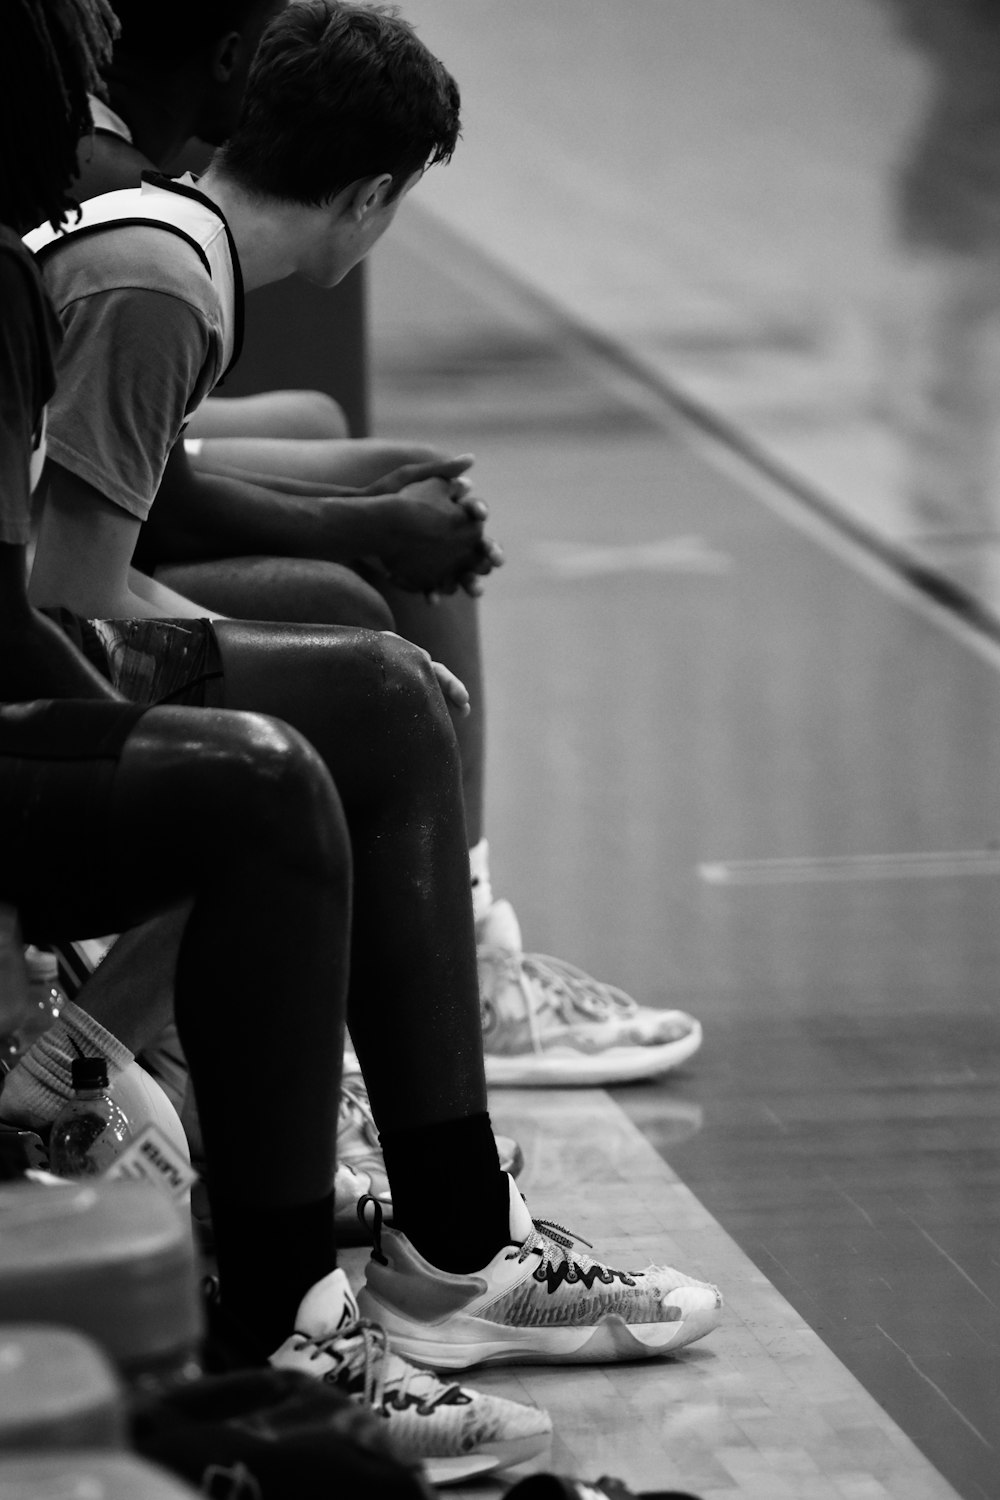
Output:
top-left (346, 200), bottom-right (1000, 1500)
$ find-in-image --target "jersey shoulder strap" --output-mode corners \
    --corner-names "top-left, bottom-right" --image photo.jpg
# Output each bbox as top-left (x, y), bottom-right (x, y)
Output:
top-left (24, 174), bottom-right (244, 379)
top-left (87, 94), bottom-right (133, 143)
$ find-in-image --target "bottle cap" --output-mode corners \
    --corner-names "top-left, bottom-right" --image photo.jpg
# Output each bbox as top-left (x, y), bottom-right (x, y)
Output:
top-left (71, 1056), bottom-right (109, 1091)
top-left (24, 945), bottom-right (58, 982)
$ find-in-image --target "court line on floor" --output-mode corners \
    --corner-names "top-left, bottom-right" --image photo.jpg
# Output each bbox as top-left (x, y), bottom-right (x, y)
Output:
top-left (403, 203), bottom-right (1000, 677)
top-left (698, 850), bottom-right (1000, 885)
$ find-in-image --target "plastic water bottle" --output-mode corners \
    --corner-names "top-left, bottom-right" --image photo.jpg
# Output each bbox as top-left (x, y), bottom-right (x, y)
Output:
top-left (18, 945), bottom-right (67, 1055)
top-left (0, 905), bottom-right (28, 1077)
top-left (49, 1057), bottom-right (131, 1178)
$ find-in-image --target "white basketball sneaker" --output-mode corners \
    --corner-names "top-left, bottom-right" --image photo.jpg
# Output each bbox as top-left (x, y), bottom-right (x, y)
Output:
top-left (477, 919), bottom-right (703, 1086)
top-left (270, 1266), bottom-right (551, 1486)
top-left (357, 1176), bottom-right (722, 1369)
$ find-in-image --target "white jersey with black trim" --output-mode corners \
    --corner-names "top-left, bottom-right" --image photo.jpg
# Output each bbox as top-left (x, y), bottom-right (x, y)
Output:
top-left (23, 173), bottom-right (243, 380)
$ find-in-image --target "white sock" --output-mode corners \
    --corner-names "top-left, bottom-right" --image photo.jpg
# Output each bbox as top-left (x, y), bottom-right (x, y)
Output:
top-left (469, 838), bottom-right (494, 925)
top-left (0, 1002), bottom-right (134, 1131)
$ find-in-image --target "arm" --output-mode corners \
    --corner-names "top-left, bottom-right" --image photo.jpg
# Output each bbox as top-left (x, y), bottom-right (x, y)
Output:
top-left (144, 442), bottom-right (497, 594)
top-left (144, 440), bottom-right (386, 564)
top-left (29, 462), bottom-right (213, 621)
top-left (0, 543), bottom-right (122, 701)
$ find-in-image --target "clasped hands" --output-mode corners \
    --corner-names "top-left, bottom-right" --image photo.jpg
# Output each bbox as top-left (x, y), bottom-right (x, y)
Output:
top-left (362, 453), bottom-right (503, 600)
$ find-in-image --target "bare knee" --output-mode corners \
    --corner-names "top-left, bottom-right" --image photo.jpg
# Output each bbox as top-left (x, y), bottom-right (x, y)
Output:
top-left (185, 710), bottom-right (350, 880)
top-left (325, 571), bottom-right (394, 631)
top-left (368, 633), bottom-right (458, 758)
top-left (288, 390), bottom-right (350, 440)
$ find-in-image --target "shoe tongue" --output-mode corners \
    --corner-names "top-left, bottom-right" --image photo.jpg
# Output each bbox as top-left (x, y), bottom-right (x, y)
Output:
top-left (507, 1175), bottom-right (535, 1241)
top-left (294, 1267), bottom-right (360, 1339)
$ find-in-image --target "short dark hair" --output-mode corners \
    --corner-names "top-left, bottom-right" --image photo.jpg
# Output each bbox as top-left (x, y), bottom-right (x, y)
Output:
top-left (219, 1), bottom-right (460, 206)
top-left (1, 0), bottom-right (118, 230)
top-left (107, 0), bottom-right (274, 65)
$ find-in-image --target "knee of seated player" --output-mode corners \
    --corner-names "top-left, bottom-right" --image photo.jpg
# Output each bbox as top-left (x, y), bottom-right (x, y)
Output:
top-left (136, 706), bottom-right (350, 884)
top-left (368, 632), bottom-right (459, 757)
top-left (286, 390), bottom-right (350, 441)
top-left (223, 711), bottom-right (351, 879)
top-left (290, 562), bottom-right (393, 630)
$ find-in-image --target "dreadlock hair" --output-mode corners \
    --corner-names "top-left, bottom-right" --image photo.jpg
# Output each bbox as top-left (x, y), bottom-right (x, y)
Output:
top-left (1, 0), bottom-right (118, 231)
top-left (220, 1), bottom-right (460, 207)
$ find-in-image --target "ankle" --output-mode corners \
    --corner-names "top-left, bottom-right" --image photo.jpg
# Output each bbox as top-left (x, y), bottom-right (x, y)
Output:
top-left (381, 1113), bottom-right (511, 1273)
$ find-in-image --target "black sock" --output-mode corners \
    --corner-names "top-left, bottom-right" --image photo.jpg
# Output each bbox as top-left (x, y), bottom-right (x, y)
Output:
top-left (380, 1112), bottom-right (511, 1273)
top-left (210, 1190), bottom-right (338, 1360)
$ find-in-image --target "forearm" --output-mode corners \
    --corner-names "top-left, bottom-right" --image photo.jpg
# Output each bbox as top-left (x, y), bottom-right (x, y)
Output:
top-left (157, 468), bottom-right (397, 566)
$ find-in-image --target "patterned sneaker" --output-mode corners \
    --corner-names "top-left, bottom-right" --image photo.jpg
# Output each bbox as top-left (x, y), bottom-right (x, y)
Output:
top-left (357, 1175), bottom-right (722, 1369)
top-left (478, 942), bottom-right (702, 1086)
top-left (336, 1073), bottom-right (524, 1245)
top-left (270, 1267), bottom-right (552, 1486)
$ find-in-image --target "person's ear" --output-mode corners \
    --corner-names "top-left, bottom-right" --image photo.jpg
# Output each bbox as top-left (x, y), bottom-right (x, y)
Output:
top-left (210, 30), bottom-right (243, 84)
top-left (347, 173), bottom-right (395, 222)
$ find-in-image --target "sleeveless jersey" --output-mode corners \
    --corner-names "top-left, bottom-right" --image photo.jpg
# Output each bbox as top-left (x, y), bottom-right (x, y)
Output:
top-left (24, 173), bottom-right (244, 387)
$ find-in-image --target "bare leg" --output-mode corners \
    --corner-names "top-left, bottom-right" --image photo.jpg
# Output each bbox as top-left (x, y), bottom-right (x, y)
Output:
top-left (68, 908), bottom-right (186, 1055)
top-left (185, 391), bottom-right (349, 443)
top-left (154, 556), bottom-right (394, 632)
top-left (191, 435), bottom-right (443, 490)
top-left (4, 702), bottom-right (352, 1348)
top-left (210, 621), bottom-right (486, 1133)
top-left (374, 584), bottom-right (485, 844)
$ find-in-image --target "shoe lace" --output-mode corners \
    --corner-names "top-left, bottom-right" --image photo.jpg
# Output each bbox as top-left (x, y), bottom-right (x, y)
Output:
top-left (339, 1074), bottom-right (381, 1152)
top-left (293, 1317), bottom-right (465, 1416)
top-left (502, 951), bottom-right (637, 1039)
top-left (509, 1215), bottom-right (635, 1288)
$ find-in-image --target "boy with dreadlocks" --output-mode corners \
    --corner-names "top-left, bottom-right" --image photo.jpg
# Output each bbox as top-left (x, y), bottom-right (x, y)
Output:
top-left (25, 0), bottom-right (722, 1376)
top-left (0, 0), bottom-right (558, 1480)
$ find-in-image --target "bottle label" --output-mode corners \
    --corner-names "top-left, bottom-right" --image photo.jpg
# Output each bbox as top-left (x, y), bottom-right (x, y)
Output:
top-left (107, 1122), bottom-right (198, 1203)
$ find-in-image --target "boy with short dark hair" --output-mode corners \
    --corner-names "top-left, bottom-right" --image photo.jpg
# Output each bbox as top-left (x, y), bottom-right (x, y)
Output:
top-left (56, 0), bottom-right (708, 1089)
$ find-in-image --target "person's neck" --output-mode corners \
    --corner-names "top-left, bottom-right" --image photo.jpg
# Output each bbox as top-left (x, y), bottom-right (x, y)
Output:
top-left (105, 65), bottom-right (202, 170)
top-left (197, 165), bottom-right (304, 291)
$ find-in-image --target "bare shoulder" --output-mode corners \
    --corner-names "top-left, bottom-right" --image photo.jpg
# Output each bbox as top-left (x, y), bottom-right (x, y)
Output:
top-left (73, 133), bottom-right (151, 202)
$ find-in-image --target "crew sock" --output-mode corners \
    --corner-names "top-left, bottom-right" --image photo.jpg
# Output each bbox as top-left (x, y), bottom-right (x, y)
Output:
top-left (380, 1111), bottom-right (512, 1273)
top-left (469, 838), bottom-right (494, 926)
top-left (211, 1190), bottom-right (339, 1362)
top-left (0, 1002), bottom-right (133, 1130)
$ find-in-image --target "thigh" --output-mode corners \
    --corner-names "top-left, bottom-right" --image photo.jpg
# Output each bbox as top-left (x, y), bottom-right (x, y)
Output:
top-left (0, 699), bottom-right (178, 937)
top-left (211, 618), bottom-right (454, 805)
top-left (0, 700), bottom-right (338, 939)
top-left (184, 391), bottom-right (348, 442)
top-left (154, 555), bottom-right (393, 631)
top-left (191, 435), bottom-right (443, 489)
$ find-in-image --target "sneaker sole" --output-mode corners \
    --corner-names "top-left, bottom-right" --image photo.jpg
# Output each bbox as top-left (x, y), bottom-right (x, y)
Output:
top-left (425, 1427), bottom-right (551, 1486)
top-left (367, 1302), bottom-right (721, 1369)
top-left (484, 1023), bottom-right (703, 1087)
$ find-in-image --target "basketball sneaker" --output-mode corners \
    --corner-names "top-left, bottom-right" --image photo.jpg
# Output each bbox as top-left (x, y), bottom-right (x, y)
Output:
top-left (357, 1175), bottom-right (722, 1369)
top-left (269, 1266), bottom-right (552, 1486)
top-left (477, 918), bottom-right (702, 1086)
top-left (336, 1072), bottom-right (523, 1245)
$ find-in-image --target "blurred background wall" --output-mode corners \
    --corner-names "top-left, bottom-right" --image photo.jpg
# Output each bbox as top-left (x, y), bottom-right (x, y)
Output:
top-left (384, 0), bottom-right (1000, 618)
